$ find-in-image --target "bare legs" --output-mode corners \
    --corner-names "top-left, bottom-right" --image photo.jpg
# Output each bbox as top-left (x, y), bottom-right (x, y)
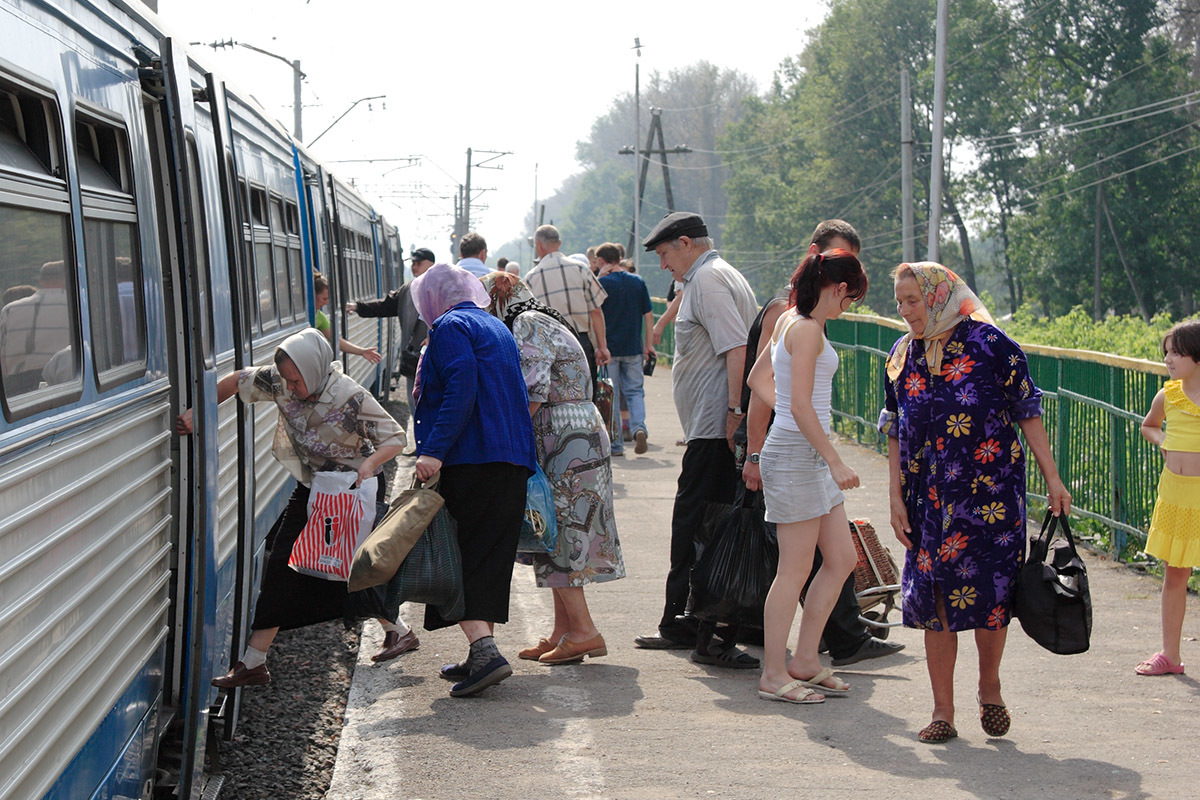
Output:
top-left (924, 593), bottom-right (1008, 728)
top-left (760, 503), bottom-right (856, 699)
top-left (1161, 565), bottom-right (1189, 666)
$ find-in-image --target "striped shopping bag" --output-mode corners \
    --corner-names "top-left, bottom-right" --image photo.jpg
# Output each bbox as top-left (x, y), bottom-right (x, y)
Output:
top-left (289, 472), bottom-right (378, 581)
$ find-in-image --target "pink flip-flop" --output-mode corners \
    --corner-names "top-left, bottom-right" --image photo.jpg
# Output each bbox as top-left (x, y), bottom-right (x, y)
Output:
top-left (1135, 652), bottom-right (1185, 676)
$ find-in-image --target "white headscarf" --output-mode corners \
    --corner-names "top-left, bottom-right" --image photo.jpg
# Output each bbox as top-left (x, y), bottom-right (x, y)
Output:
top-left (410, 262), bottom-right (490, 325)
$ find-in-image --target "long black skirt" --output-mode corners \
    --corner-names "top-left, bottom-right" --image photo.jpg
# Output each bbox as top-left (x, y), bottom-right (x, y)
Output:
top-left (251, 482), bottom-right (394, 631)
top-left (424, 462), bottom-right (529, 631)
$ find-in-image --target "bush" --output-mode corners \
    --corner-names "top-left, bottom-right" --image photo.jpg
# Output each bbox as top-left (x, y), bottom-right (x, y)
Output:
top-left (998, 305), bottom-right (1176, 361)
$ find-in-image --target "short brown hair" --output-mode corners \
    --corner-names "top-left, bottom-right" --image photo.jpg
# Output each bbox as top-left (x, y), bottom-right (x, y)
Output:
top-left (460, 232), bottom-right (487, 259)
top-left (313, 271), bottom-right (328, 294)
top-left (1164, 319), bottom-right (1200, 361)
top-left (810, 219), bottom-right (861, 253)
top-left (596, 243), bottom-right (622, 265)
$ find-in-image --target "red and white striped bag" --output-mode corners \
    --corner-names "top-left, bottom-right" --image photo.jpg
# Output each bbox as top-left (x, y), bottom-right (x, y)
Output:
top-left (288, 472), bottom-right (378, 582)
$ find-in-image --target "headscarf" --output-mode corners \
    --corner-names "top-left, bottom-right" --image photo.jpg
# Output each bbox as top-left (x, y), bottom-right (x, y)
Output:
top-left (409, 262), bottom-right (490, 325)
top-left (276, 327), bottom-right (335, 397)
top-left (886, 262), bottom-right (995, 382)
top-left (479, 270), bottom-right (578, 334)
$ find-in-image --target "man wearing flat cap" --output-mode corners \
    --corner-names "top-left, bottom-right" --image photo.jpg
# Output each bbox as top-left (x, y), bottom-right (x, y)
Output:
top-left (347, 247), bottom-right (436, 431)
top-left (634, 212), bottom-right (761, 669)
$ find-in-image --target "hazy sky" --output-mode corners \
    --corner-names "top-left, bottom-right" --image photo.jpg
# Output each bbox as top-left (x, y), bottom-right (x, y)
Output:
top-left (158, 0), bottom-right (830, 260)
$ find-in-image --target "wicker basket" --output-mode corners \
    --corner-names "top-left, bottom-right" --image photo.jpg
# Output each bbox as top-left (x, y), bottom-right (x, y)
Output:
top-left (849, 520), bottom-right (900, 618)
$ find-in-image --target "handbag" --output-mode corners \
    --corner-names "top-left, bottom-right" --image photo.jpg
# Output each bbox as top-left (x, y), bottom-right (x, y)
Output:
top-left (594, 367), bottom-right (618, 444)
top-left (348, 476), bottom-right (445, 591)
top-left (384, 495), bottom-right (466, 622)
top-left (398, 343), bottom-right (421, 378)
top-left (1014, 511), bottom-right (1092, 655)
top-left (517, 464), bottom-right (559, 554)
top-left (288, 472), bottom-right (378, 581)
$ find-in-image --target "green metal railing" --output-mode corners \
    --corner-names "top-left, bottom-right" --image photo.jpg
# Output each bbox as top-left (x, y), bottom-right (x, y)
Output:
top-left (650, 297), bottom-right (675, 363)
top-left (825, 313), bottom-right (1168, 560)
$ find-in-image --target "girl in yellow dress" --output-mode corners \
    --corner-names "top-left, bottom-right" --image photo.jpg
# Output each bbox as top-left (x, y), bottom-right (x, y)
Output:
top-left (1137, 319), bottom-right (1200, 676)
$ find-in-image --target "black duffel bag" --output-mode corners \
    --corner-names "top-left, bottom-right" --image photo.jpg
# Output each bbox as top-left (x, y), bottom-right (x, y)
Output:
top-left (1014, 511), bottom-right (1092, 655)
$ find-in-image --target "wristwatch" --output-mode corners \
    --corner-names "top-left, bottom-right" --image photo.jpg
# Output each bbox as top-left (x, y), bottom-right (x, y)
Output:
top-left (748, 452), bottom-right (760, 464)
top-left (728, 406), bottom-right (744, 415)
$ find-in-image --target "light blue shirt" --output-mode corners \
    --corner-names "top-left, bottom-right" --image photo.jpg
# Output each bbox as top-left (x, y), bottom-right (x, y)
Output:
top-left (457, 257), bottom-right (489, 277)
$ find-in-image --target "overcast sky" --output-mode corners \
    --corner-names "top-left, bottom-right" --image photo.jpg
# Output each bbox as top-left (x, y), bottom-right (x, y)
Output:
top-left (159, 0), bottom-right (830, 261)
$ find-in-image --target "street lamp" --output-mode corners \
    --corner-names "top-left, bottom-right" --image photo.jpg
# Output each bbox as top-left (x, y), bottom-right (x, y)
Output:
top-left (191, 39), bottom-right (305, 139)
top-left (308, 95), bottom-right (386, 147)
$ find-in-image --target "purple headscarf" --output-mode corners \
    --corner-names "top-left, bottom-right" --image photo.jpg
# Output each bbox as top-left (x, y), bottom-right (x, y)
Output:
top-left (409, 262), bottom-right (490, 325)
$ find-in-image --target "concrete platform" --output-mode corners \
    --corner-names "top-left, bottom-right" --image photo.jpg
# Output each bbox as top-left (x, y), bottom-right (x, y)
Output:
top-left (327, 368), bottom-right (1200, 800)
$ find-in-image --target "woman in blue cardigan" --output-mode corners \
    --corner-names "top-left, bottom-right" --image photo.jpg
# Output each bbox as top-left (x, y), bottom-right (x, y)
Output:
top-left (410, 263), bottom-right (538, 697)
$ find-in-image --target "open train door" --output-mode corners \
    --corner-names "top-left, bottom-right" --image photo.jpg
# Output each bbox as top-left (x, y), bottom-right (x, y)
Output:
top-left (140, 37), bottom-right (221, 800)
top-left (200, 72), bottom-right (258, 745)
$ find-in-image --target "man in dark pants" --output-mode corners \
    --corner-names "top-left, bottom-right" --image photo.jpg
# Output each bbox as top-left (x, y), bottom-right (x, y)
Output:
top-left (633, 212), bottom-right (761, 668)
top-left (740, 219), bottom-right (905, 667)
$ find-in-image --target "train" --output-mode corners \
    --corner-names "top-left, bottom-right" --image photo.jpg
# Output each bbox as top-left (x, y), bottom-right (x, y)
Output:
top-left (0, 1), bottom-right (408, 798)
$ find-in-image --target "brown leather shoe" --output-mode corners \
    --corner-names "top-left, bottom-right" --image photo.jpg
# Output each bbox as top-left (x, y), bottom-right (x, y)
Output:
top-left (518, 637), bottom-right (556, 661)
top-left (212, 661), bottom-right (270, 688)
top-left (372, 630), bottom-right (420, 663)
top-left (539, 633), bottom-right (607, 665)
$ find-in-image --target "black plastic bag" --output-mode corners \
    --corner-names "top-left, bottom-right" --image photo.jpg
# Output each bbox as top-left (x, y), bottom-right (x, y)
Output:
top-left (384, 504), bottom-right (465, 623)
top-left (1014, 511), bottom-right (1092, 655)
top-left (690, 488), bottom-right (779, 625)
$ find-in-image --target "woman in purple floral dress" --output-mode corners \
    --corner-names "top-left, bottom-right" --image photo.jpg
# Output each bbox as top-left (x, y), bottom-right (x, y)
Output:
top-left (879, 263), bottom-right (1071, 744)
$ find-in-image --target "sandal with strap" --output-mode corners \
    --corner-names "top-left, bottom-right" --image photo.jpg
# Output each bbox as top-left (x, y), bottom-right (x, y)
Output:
top-left (1135, 652), bottom-right (1185, 676)
top-left (978, 694), bottom-right (1011, 737)
top-left (793, 666), bottom-right (849, 697)
top-left (918, 720), bottom-right (958, 743)
top-left (690, 644), bottom-right (760, 669)
top-left (757, 679), bottom-right (825, 704)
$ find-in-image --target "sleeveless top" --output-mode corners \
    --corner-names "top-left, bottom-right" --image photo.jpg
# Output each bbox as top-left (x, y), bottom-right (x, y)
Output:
top-left (1162, 380), bottom-right (1200, 453)
top-left (771, 313), bottom-right (838, 433)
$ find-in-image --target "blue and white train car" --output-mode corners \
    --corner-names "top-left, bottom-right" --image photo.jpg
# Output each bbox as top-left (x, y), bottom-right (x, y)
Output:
top-left (0, 2), bottom-right (404, 798)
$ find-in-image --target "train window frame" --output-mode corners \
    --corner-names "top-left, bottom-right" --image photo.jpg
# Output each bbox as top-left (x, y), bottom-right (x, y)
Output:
top-left (75, 107), bottom-right (147, 392)
top-left (0, 73), bottom-right (83, 420)
top-left (185, 136), bottom-right (215, 365)
top-left (249, 184), bottom-right (277, 332)
top-left (268, 193), bottom-right (291, 321)
top-left (284, 199), bottom-right (304, 323)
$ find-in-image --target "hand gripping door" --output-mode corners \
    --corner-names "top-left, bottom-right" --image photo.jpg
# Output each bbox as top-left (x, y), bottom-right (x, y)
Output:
top-left (289, 472), bottom-right (378, 581)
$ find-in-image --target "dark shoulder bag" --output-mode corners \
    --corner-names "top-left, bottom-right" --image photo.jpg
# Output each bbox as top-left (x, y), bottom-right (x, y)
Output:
top-left (1014, 511), bottom-right (1092, 655)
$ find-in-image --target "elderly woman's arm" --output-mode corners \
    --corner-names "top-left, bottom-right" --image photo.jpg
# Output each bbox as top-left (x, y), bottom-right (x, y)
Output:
top-left (175, 371), bottom-right (241, 434)
top-left (887, 436), bottom-right (913, 550)
top-left (1016, 416), bottom-right (1072, 516)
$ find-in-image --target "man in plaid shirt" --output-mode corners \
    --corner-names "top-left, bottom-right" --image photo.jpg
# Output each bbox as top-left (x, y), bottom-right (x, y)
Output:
top-left (524, 225), bottom-right (610, 393)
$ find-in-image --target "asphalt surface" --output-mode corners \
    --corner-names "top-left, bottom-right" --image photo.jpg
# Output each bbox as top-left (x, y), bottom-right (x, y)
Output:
top-left (326, 370), bottom-right (1199, 800)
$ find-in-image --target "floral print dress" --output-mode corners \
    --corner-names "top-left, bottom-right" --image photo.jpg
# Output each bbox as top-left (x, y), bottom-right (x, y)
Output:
top-left (878, 319), bottom-right (1043, 632)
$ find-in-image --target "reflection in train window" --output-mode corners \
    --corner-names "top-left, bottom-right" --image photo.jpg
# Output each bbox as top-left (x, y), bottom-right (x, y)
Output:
top-left (0, 206), bottom-right (78, 397)
top-left (83, 218), bottom-right (145, 373)
top-left (285, 201), bottom-right (304, 319)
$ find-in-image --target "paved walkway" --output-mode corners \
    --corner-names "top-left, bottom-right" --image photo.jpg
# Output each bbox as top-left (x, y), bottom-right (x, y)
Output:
top-left (327, 370), bottom-right (1199, 800)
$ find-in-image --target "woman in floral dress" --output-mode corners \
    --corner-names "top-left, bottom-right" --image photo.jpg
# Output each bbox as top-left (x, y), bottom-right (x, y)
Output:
top-left (879, 263), bottom-right (1071, 743)
top-left (480, 271), bottom-right (625, 666)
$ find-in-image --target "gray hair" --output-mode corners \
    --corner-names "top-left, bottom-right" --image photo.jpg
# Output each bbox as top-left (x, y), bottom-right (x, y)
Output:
top-left (534, 224), bottom-right (561, 244)
top-left (669, 235), bottom-right (714, 251)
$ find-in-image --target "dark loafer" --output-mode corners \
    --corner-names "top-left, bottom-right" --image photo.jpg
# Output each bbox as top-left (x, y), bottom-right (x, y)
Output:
top-left (373, 630), bottom-right (420, 663)
top-left (690, 645), bottom-right (760, 669)
top-left (634, 633), bottom-right (695, 650)
top-left (450, 656), bottom-right (513, 697)
top-left (212, 661), bottom-right (270, 688)
top-left (831, 636), bottom-right (906, 666)
top-left (439, 661), bottom-right (470, 681)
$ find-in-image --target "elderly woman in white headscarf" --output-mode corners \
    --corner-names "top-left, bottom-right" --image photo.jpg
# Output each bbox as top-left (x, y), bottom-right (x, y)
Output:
top-left (479, 271), bottom-right (624, 667)
top-left (408, 263), bottom-right (538, 698)
top-left (177, 328), bottom-right (408, 688)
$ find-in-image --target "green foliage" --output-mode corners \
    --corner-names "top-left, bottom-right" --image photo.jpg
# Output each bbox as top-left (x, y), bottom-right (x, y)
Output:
top-left (998, 305), bottom-right (1174, 361)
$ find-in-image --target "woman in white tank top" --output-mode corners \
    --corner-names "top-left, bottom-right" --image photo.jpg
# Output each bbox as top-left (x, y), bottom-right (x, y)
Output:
top-left (745, 249), bottom-right (868, 704)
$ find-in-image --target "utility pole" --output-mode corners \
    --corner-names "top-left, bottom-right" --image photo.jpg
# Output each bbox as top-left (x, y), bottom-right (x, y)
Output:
top-left (192, 39), bottom-right (305, 140)
top-left (464, 147), bottom-right (472, 235)
top-left (1094, 178), bottom-right (1103, 320)
top-left (900, 68), bottom-right (915, 263)
top-left (633, 37), bottom-right (642, 271)
top-left (619, 108), bottom-right (691, 256)
top-left (927, 0), bottom-right (949, 262)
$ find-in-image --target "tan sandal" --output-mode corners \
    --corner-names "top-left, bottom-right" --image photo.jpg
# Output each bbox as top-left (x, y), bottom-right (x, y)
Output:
top-left (793, 666), bottom-right (849, 696)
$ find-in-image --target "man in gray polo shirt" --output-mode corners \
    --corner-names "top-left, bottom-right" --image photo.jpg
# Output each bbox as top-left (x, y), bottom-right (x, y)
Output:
top-left (634, 212), bottom-right (760, 668)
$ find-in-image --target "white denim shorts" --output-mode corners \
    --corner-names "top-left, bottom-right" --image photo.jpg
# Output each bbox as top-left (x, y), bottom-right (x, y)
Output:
top-left (759, 426), bottom-right (845, 524)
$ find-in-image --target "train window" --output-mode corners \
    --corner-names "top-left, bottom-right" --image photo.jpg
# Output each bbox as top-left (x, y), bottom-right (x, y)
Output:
top-left (0, 206), bottom-right (79, 400)
top-left (249, 186), bottom-right (276, 330)
top-left (77, 115), bottom-right (145, 388)
top-left (285, 200), bottom-right (304, 319)
top-left (0, 80), bottom-right (80, 413)
top-left (270, 195), bottom-right (290, 321)
top-left (185, 140), bottom-right (214, 362)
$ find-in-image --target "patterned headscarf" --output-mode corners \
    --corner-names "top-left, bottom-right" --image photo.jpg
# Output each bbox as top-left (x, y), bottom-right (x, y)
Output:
top-left (277, 327), bottom-right (335, 397)
top-left (410, 262), bottom-right (490, 325)
top-left (479, 270), bottom-right (577, 334)
top-left (886, 262), bottom-right (995, 382)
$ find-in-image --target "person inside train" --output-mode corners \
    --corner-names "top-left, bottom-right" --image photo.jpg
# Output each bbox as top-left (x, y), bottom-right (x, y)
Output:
top-left (0, 260), bottom-right (73, 394)
top-left (176, 328), bottom-right (415, 687)
top-left (313, 272), bottom-right (383, 364)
